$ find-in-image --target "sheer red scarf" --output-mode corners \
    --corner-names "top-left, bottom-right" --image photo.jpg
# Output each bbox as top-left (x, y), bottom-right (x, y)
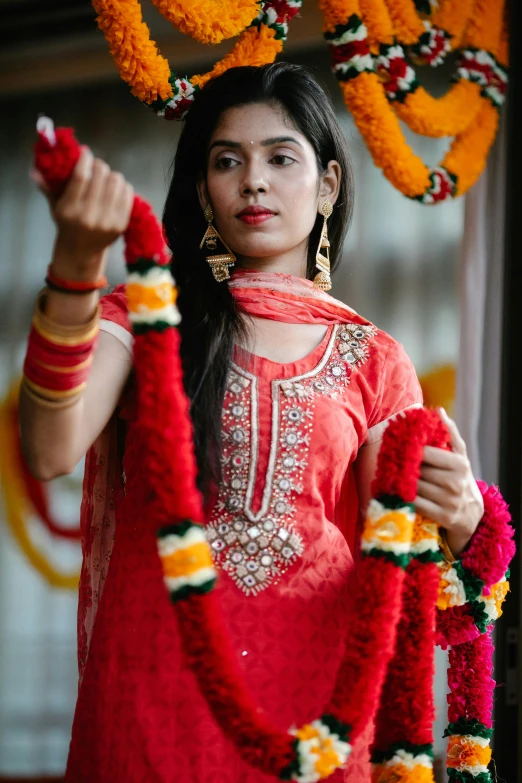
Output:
top-left (229, 269), bottom-right (371, 326)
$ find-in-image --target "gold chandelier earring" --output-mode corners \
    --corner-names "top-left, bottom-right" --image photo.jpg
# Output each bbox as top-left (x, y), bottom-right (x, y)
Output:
top-left (200, 204), bottom-right (236, 283)
top-left (313, 200), bottom-right (333, 292)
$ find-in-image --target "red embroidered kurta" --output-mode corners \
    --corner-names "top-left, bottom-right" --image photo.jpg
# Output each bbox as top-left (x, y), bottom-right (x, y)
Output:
top-left (69, 274), bottom-right (422, 782)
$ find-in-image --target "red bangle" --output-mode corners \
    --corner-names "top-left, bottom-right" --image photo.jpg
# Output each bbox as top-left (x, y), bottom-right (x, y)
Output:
top-left (46, 264), bottom-right (108, 292)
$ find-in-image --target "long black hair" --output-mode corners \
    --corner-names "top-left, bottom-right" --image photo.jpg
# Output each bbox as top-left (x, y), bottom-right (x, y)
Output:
top-left (162, 62), bottom-right (354, 495)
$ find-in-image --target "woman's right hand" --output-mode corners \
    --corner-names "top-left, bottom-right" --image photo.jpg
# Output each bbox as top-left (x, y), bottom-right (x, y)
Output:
top-left (31, 146), bottom-right (135, 281)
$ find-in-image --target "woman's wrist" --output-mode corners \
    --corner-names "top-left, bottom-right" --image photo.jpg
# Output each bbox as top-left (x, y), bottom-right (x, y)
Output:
top-left (446, 526), bottom-right (474, 558)
top-left (51, 237), bottom-right (108, 282)
top-left (44, 243), bottom-right (107, 325)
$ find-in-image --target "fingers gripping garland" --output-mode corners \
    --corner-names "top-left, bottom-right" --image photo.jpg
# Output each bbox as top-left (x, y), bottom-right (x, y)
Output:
top-left (34, 122), bottom-right (515, 782)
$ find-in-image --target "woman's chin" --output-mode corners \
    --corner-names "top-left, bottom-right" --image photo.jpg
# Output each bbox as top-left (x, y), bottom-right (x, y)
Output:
top-left (232, 241), bottom-right (297, 261)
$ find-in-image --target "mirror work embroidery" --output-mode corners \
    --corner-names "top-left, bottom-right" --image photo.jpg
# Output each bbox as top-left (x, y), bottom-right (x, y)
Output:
top-left (206, 323), bottom-right (377, 595)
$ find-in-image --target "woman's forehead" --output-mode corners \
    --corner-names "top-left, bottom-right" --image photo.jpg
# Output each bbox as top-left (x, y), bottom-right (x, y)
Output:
top-left (209, 103), bottom-right (307, 149)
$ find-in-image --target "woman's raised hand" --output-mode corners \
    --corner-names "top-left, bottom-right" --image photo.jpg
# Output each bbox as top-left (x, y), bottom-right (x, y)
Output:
top-left (31, 146), bottom-right (134, 281)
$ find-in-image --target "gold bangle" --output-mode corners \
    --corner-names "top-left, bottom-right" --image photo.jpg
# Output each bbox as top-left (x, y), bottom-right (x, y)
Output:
top-left (32, 355), bottom-right (94, 374)
top-left (23, 376), bottom-right (87, 400)
top-left (21, 378), bottom-right (84, 410)
top-left (439, 529), bottom-right (456, 563)
top-left (32, 289), bottom-right (101, 346)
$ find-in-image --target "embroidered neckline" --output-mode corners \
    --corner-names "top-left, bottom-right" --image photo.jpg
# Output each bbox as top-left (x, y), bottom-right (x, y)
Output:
top-left (232, 324), bottom-right (333, 371)
top-left (206, 322), bottom-right (377, 596)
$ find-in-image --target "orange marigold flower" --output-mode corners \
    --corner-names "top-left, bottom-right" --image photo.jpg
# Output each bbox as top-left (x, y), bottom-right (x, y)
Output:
top-left (150, 0), bottom-right (261, 45)
top-left (384, 0), bottom-right (424, 44)
top-left (447, 737), bottom-right (492, 768)
top-left (192, 25), bottom-right (282, 89)
top-left (93, 0), bottom-right (173, 103)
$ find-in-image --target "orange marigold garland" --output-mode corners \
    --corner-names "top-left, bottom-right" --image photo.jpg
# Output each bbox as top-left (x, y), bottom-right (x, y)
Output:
top-left (347, 0), bottom-right (506, 139)
top-left (384, 0), bottom-right (451, 65)
top-left (388, 0), bottom-right (507, 138)
top-left (92, 0), bottom-right (301, 119)
top-left (322, 0), bottom-right (508, 202)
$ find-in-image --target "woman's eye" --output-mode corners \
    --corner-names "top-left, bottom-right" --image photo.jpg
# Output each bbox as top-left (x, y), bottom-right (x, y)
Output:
top-left (216, 157), bottom-right (240, 170)
top-left (271, 154), bottom-right (295, 166)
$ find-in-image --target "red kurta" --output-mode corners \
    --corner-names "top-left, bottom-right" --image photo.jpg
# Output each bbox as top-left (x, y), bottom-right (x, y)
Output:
top-left (69, 273), bottom-right (422, 782)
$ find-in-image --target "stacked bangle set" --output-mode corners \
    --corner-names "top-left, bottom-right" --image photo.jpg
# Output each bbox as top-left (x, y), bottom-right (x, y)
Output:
top-left (22, 266), bottom-right (105, 408)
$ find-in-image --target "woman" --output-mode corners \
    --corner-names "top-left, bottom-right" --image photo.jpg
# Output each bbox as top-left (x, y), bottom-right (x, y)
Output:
top-left (21, 63), bottom-right (484, 782)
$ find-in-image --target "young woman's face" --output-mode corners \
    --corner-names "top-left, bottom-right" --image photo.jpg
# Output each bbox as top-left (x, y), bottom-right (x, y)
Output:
top-left (199, 102), bottom-right (339, 270)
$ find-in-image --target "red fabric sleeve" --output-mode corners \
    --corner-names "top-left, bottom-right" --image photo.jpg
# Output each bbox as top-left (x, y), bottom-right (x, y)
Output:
top-left (365, 338), bottom-right (423, 445)
top-left (100, 283), bottom-right (131, 332)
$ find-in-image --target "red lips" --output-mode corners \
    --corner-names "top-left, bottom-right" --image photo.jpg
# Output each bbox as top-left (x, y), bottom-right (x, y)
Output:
top-left (236, 205), bottom-right (275, 217)
top-left (236, 205), bottom-right (276, 225)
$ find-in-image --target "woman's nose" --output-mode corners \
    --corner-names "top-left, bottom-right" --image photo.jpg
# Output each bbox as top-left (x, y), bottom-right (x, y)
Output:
top-left (240, 162), bottom-right (269, 195)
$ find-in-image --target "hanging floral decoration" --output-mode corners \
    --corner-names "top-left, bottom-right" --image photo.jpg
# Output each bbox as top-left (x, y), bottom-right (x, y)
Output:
top-left (33, 121), bottom-right (515, 781)
top-left (92, 0), bottom-right (302, 119)
top-left (91, 0), bottom-right (507, 201)
top-left (321, 0), bottom-right (508, 202)
top-left (0, 382), bottom-right (81, 590)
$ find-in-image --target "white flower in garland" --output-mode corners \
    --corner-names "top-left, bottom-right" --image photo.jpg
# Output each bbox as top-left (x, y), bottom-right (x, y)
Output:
top-left (418, 168), bottom-right (457, 205)
top-left (327, 18), bottom-right (374, 80)
top-left (457, 49), bottom-right (508, 109)
top-left (376, 45), bottom-right (417, 101)
top-left (156, 78), bottom-right (197, 120)
top-left (387, 748), bottom-right (434, 769)
top-left (127, 265), bottom-right (181, 327)
top-left (291, 719), bottom-right (351, 783)
top-left (411, 20), bottom-right (451, 67)
top-left (157, 521), bottom-right (217, 600)
top-left (437, 561), bottom-right (467, 609)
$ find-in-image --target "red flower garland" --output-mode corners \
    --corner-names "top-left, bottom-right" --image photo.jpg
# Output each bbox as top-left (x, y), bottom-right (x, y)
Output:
top-left (34, 119), bottom-right (515, 783)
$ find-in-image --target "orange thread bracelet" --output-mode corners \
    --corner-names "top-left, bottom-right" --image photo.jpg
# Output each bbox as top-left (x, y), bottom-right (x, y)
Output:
top-left (46, 264), bottom-right (108, 293)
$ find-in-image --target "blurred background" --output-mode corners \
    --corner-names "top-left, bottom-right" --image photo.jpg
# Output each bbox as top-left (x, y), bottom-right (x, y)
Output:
top-left (0, 0), bottom-right (518, 780)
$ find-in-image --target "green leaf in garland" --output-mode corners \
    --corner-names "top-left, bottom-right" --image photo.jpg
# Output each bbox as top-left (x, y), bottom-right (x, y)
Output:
top-left (443, 718), bottom-right (493, 740)
top-left (453, 559), bottom-right (485, 602)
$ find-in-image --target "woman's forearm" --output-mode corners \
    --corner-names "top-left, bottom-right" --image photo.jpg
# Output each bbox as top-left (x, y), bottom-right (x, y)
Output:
top-left (19, 277), bottom-right (132, 480)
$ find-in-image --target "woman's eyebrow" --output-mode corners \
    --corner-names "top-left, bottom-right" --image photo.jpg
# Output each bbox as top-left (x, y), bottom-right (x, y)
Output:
top-left (208, 135), bottom-right (304, 153)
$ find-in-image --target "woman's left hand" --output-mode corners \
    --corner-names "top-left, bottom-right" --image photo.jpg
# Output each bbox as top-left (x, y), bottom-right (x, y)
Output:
top-left (414, 407), bottom-right (484, 557)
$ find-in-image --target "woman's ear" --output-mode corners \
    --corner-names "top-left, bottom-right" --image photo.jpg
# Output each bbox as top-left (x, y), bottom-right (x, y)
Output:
top-left (196, 174), bottom-right (210, 212)
top-left (319, 160), bottom-right (342, 208)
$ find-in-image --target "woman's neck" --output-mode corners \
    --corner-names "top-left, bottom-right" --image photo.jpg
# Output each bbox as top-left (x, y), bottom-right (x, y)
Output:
top-left (236, 245), bottom-right (308, 278)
